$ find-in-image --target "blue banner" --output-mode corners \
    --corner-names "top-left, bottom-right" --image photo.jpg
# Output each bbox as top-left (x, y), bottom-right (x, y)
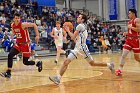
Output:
top-left (108, 0), bottom-right (118, 20)
top-left (37, 0), bottom-right (56, 6)
top-left (125, 0), bottom-right (136, 13)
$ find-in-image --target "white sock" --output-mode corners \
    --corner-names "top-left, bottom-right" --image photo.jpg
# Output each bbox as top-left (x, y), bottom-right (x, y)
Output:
top-left (119, 66), bottom-right (123, 71)
top-left (57, 74), bottom-right (61, 79)
top-left (55, 59), bottom-right (58, 61)
top-left (107, 62), bottom-right (111, 66)
top-left (63, 51), bottom-right (66, 54)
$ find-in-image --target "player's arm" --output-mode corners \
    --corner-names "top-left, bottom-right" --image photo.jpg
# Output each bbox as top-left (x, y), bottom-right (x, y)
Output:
top-left (22, 22), bottom-right (39, 44)
top-left (67, 28), bottom-right (79, 40)
top-left (129, 18), bottom-right (140, 32)
top-left (10, 23), bottom-right (15, 39)
top-left (22, 22), bottom-right (39, 36)
top-left (63, 29), bottom-right (67, 40)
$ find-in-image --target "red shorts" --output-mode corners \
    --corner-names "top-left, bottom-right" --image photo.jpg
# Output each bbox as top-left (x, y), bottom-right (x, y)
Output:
top-left (14, 43), bottom-right (31, 57)
top-left (123, 38), bottom-right (140, 53)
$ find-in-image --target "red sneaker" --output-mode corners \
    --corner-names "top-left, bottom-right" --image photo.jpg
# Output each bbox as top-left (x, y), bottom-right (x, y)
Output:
top-left (116, 69), bottom-right (122, 76)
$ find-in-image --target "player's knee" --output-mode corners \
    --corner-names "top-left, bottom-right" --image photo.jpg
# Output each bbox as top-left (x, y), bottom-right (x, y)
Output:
top-left (135, 58), bottom-right (140, 63)
top-left (8, 53), bottom-right (15, 59)
top-left (121, 54), bottom-right (126, 59)
top-left (57, 49), bottom-right (61, 53)
top-left (23, 57), bottom-right (29, 65)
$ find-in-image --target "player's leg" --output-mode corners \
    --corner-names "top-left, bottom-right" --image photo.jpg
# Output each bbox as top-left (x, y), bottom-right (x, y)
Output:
top-left (134, 53), bottom-right (140, 62)
top-left (133, 41), bottom-right (140, 62)
top-left (87, 53), bottom-right (115, 73)
top-left (116, 49), bottom-right (130, 76)
top-left (82, 44), bottom-right (115, 73)
top-left (0, 47), bottom-right (20, 78)
top-left (49, 50), bottom-right (77, 85)
top-left (22, 54), bottom-right (42, 72)
top-left (22, 44), bottom-right (42, 72)
top-left (55, 46), bottom-right (61, 64)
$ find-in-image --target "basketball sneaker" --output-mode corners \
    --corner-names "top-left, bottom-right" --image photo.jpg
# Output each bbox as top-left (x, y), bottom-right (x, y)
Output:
top-left (0, 71), bottom-right (11, 78)
top-left (116, 69), bottom-right (122, 76)
top-left (49, 76), bottom-right (60, 85)
top-left (107, 62), bottom-right (115, 73)
top-left (36, 61), bottom-right (43, 72)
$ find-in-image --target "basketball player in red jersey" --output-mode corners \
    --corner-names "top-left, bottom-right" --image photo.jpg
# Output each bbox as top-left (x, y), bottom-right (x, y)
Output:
top-left (0, 13), bottom-right (42, 78)
top-left (116, 9), bottom-right (140, 76)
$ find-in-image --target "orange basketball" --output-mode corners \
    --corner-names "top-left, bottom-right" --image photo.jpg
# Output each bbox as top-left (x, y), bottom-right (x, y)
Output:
top-left (63, 22), bottom-right (73, 32)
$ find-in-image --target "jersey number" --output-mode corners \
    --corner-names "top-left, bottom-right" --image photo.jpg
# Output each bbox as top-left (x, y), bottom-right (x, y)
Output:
top-left (16, 33), bottom-right (22, 38)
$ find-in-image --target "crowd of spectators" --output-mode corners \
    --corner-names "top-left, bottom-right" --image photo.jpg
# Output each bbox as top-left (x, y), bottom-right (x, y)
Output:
top-left (0, 0), bottom-right (126, 53)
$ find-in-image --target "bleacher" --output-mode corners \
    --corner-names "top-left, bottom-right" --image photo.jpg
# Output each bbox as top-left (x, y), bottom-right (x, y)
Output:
top-left (0, 0), bottom-right (124, 60)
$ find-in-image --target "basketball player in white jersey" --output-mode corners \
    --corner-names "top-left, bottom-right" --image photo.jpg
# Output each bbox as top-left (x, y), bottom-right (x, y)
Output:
top-left (51, 21), bottom-right (67, 64)
top-left (49, 14), bottom-right (114, 85)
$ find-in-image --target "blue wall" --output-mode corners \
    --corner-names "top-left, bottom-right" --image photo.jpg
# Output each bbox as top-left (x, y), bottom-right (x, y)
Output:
top-left (20, 0), bottom-right (56, 6)
top-left (37, 0), bottom-right (56, 6)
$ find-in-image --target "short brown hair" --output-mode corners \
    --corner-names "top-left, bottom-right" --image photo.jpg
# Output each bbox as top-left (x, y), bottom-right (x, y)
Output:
top-left (14, 13), bottom-right (21, 17)
top-left (80, 14), bottom-right (87, 23)
top-left (56, 21), bottom-right (61, 24)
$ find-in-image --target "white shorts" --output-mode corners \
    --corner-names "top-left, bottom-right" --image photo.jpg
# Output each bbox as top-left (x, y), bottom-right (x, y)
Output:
top-left (67, 44), bottom-right (93, 62)
top-left (54, 40), bottom-right (63, 48)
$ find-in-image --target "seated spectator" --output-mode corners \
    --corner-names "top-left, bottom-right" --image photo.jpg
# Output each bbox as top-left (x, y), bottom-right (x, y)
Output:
top-left (104, 37), bottom-right (111, 53)
top-left (0, 27), bottom-right (3, 40)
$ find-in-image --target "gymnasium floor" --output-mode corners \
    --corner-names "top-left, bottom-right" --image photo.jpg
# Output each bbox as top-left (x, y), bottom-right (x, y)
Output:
top-left (0, 52), bottom-right (140, 93)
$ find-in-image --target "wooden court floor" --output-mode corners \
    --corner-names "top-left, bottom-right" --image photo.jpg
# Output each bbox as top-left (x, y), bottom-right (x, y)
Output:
top-left (0, 52), bottom-right (140, 93)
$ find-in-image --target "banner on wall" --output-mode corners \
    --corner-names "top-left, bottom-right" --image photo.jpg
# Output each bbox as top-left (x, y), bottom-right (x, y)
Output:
top-left (37, 0), bottom-right (56, 6)
top-left (108, 0), bottom-right (119, 20)
top-left (125, 0), bottom-right (136, 13)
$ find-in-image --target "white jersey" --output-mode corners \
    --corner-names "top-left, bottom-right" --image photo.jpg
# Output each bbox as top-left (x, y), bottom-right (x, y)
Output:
top-left (67, 23), bottom-right (93, 62)
top-left (53, 27), bottom-right (63, 41)
top-left (75, 23), bottom-right (88, 50)
top-left (53, 27), bottom-right (63, 47)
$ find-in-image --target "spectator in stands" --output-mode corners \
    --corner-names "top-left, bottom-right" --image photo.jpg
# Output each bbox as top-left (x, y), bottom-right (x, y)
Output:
top-left (0, 27), bottom-right (3, 40)
top-left (40, 22), bottom-right (48, 42)
top-left (0, 3), bottom-right (4, 12)
top-left (104, 37), bottom-right (111, 53)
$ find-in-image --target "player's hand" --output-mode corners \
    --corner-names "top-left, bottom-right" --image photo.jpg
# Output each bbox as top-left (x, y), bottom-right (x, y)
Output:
top-left (128, 24), bottom-right (132, 29)
top-left (64, 26), bottom-right (70, 32)
top-left (54, 36), bottom-right (58, 39)
top-left (63, 37), bottom-right (67, 42)
top-left (35, 35), bottom-right (40, 44)
top-left (123, 32), bottom-right (127, 37)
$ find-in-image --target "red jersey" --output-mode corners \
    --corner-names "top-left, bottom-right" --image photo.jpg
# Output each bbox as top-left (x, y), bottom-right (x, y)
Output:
top-left (12, 22), bottom-right (30, 43)
top-left (127, 18), bottom-right (140, 37)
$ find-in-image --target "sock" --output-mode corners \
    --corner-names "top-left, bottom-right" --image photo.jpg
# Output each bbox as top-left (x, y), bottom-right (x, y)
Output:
top-left (57, 74), bottom-right (61, 79)
top-left (119, 66), bottom-right (123, 71)
top-left (106, 62), bottom-right (111, 66)
top-left (55, 59), bottom-right (58, 61)
top-left (63, 51), bottom-right (66, 54)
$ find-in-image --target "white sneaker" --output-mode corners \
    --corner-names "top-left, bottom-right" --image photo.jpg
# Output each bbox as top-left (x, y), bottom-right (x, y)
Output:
top-left (17, 56), bottom-right (20, 61)
top-left (107, 62), bottom-right (115, 73)
top-left (49, 76), bottom-right (60, 85)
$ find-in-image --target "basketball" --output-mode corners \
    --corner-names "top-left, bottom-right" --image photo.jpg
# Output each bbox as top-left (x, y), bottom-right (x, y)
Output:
top-left (63, 22), bottom-right (73, 32)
